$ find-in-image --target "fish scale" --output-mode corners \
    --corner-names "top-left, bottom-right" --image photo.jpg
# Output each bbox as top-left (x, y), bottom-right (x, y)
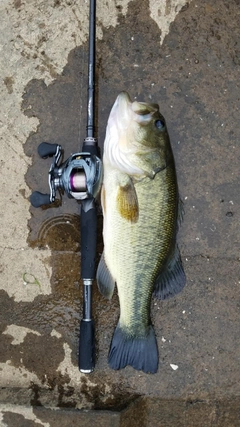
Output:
top-left (107, 165), bottom-right (178, 336)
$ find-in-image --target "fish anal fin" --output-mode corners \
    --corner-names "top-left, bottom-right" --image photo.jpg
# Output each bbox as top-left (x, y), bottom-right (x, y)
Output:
top-left (178, 197), bottom-right (184, 227)
top-left (116, 181), bottom-right (139, 223)
top-left (96, 252), bottom-right (115, 299)
top-left (153, 245), bottom-right (186, 300)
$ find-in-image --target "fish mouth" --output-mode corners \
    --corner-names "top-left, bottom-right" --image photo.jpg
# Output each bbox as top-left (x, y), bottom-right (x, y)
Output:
top-left (110, 91), bottom-right (132, 128)
top-left (111, 91), bottom-right (159, 126)
top-left (116, 91), bottom-right (132, 105)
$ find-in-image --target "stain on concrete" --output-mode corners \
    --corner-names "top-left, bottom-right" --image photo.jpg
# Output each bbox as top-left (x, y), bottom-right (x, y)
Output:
top-left (3, 412), bottom-right (43, 427)
top-left (13, 0), bottom-right (22, 9)
top-left (32, 406), bottom-right (120, 427)
top-left (120, 397), bottom-right (240, 427)
top-left (0, 322), bottom-right (66, 383)
top-left (3, 76), bottom-right (15, 94)
top-left (3, 325), bottom-right (41, 345)
top-left (2, 397), bottom-right (240, 426)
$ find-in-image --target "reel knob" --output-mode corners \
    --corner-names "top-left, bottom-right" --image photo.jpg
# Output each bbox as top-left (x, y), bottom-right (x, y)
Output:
top-left (30, 191), bottom-right (51, 207)
top-left (38, 142), bottom-right (60, 158)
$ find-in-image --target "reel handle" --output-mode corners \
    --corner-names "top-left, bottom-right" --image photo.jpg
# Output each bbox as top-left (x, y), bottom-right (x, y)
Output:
top-left (30, 191), bottom-right (51, 208)
top-left (38, 142), bottom-right (59, 158)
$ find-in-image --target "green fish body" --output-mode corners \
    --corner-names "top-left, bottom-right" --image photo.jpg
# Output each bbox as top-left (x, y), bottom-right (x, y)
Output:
top-left (97, 92), bottom-right (185, 373)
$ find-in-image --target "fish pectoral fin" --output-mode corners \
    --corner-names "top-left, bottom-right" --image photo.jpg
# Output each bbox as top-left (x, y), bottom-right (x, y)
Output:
top-left (101, 184), bottom-right (106, 217)
top-left (153, 245), bottom-right (186, 300)
top-left (96, 252), bottom-right (115, 299)
top-left (116, 179), bottom-right (139, 223)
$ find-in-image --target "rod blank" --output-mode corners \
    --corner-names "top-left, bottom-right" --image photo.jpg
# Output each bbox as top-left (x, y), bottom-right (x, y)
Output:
top-left (86, 0), bottom-right (96, 138)
top-left (79, 0), bottom-right (98, 373)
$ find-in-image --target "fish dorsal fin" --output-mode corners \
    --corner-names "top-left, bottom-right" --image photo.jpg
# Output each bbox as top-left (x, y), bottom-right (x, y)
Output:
top-left (117, 179), bottom-right (139, 223)
top-left (97, 252), bottom-right (115, 299)
top-left (132, 101), bottom-right (158, 115)
top-left (153, 245), bottom-right (186, 300)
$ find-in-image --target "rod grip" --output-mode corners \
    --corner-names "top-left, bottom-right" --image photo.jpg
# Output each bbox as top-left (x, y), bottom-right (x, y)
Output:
top-left (78, 320), bottom-right (95, 372)
top-left (81, 202), bottom-right (97, 279)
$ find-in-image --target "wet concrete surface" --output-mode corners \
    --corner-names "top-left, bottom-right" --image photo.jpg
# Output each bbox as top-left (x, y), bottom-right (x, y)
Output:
top-left (1, 0), bottom-right (240, 425)
top-left (1, 397), bottom-right (240, 426)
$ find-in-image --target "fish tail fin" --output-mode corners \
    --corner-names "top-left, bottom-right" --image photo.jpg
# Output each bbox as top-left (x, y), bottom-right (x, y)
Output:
top-left (108, 324), bottom-right (158, 374)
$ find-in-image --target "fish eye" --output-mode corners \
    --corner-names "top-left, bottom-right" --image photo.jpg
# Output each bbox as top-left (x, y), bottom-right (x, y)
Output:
top-left (155, 119), bottom-right (165, 130)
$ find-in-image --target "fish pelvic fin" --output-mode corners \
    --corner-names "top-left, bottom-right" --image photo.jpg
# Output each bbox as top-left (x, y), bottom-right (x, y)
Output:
top-left (97, 252), bottom-right (115, 299)
top-left (108, 324), bottom-right (158, 374)
top-left (153, 244), bottom-right (186, 300)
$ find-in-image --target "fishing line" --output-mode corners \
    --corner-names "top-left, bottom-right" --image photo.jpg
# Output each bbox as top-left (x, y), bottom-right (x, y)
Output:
top-left (77, 32), bottom-right (86, 151)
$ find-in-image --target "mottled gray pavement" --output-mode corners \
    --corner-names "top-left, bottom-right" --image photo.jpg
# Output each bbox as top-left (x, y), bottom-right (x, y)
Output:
top-left (0, 0), bottom-right (239, 425)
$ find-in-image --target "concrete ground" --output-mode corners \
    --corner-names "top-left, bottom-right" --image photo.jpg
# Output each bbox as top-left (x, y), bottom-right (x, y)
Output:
top-left (0, 0), bottom-right (240, 425)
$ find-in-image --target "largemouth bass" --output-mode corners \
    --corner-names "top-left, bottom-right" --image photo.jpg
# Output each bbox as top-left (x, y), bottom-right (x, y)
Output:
top-left (97, 92), bottom-right (186, 374)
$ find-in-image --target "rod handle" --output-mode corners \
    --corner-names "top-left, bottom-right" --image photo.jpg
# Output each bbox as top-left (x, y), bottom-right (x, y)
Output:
top-left (81, 201), bottom-right (97, 279)
top-left (78, 320), bottom-right (95, 372)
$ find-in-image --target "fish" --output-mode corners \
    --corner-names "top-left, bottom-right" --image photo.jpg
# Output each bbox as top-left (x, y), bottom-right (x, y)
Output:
top-left (97, 91), bottom-right (186, 374)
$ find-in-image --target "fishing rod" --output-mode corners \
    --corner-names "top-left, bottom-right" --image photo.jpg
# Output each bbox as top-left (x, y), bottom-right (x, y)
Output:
top-left (30, 0), bottom-right (102, 373)
top-left (78, 0), bottom-right (99, 373)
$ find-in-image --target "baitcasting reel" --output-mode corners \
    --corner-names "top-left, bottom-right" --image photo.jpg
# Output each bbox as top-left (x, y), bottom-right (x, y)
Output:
top-left (30, 138), bottom-right (102, 208)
